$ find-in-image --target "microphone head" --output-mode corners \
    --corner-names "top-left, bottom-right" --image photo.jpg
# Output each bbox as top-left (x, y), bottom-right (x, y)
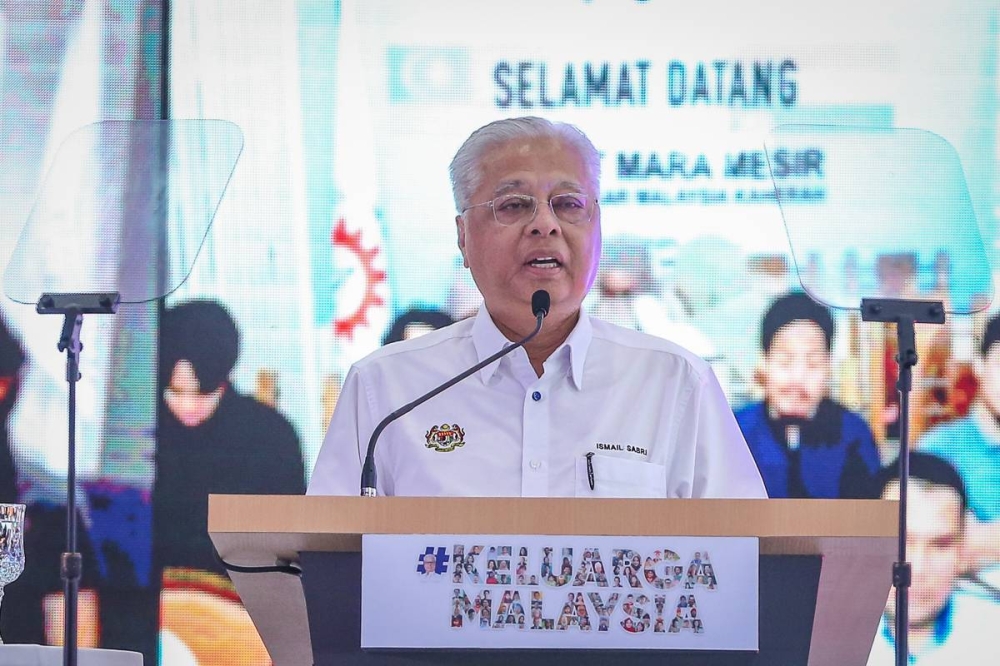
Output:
top-left (531, 290), bottom-right (551, 318)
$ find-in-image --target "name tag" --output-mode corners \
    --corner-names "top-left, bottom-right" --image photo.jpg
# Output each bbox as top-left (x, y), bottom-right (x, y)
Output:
top-left (361, 534), bottom-right (758, 650)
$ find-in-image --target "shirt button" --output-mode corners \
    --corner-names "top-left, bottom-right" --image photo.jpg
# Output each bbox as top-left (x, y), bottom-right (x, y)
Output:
top-left (529, 460), bottom-right (542, 470)
top-left (532, 391), bottom-right (542, 402)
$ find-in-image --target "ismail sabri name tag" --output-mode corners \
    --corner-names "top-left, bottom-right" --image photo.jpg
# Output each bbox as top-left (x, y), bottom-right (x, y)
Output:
top-left (360, 534), bottom-right (758, 651)
top-left (595, 441), bottom-right (649, 456)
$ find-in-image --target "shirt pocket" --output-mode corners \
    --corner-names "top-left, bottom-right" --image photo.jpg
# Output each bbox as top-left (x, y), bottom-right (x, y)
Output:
top-left (575, 454), bottom-right (667, 498)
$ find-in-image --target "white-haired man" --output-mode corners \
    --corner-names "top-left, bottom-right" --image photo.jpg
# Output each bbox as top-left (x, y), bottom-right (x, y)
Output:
top-left (308, 117), bottom-right (765, 498)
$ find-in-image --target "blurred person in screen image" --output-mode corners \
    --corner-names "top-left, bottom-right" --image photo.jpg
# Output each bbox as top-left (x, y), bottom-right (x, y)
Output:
top-left (671, 237), bottom-right (755, 387)
top-left (867, 452), bottom-right (1000, 665)
top-left (0, 312), bottom-right (24, 502)
top-left (589, 235), bottom-right (717, 360)
top-left (153, 299), bottom-right (305, 665)
top-left (735, 292), bottom-right (881, 498)
top-left (0, 311), bottom-right (102, 648)
top-left (309, 116), bottom-right (765, 499)
top-left (588, 235), bottom-right (657, 331)
top-left (917, 312), bottom-right (1000, 574)
top-left (383, 307), bottom-right (455, 346)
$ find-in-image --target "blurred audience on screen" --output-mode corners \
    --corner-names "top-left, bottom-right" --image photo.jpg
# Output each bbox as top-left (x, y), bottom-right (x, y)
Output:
top-left (0, 313), bottom-right (23, 502)
top-left (383, 307), bottom-right (455, 345)
top-left (735, 292), bottom-right (881, 498)
top-left (151, 299), bottom-right (306, 664)
top-left (0, 312), bottom-right (101, 646)
top-left (917, 312), bottom-right (1000, 573)
top-left (867, 452), bottom-right (1000, 665)
top-left (589, 235), bottom-right (717, 360)
top-left (589, 235), bottom-right (659, 332)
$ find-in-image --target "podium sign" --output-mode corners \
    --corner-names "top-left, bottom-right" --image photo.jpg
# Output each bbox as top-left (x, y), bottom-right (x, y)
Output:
top-left (361, 534), bottom-right (758, 651)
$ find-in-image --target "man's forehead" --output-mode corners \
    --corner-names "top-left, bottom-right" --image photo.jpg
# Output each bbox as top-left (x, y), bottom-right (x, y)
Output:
top-left (769, 320), bottom-right (828, 349)
top-left (493, 179), bottom-right (585, 195)
top-left (884, 480), bottom-right (964, 523)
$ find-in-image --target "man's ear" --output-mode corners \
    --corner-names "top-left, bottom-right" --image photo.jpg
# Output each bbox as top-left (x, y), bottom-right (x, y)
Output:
top-left (456, 215), bottom-right (469, 268)
top-left (974, 354), bottom-right (987, 382)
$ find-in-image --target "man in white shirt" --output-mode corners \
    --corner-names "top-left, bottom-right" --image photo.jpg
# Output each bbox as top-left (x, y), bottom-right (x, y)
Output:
top-left (867, 451), bottom-right (1000, 665)
top-left (308, 116), bottom-right (766, 499)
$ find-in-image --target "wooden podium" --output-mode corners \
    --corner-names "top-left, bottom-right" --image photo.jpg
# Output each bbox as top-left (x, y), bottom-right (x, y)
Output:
top-left (208, 496), bottom-right (896, 666)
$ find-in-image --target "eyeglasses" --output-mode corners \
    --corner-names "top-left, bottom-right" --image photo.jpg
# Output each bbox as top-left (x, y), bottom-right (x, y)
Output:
top-left (462, 193), bottom-right (596, 227)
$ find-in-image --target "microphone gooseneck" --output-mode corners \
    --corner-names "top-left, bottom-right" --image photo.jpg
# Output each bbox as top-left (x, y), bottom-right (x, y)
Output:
top-left (360, 290), bottom-right (550, 496)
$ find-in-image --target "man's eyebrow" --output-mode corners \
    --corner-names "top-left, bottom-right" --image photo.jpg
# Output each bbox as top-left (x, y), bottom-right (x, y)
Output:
top-left (494, 180), bottom-right (527, 196)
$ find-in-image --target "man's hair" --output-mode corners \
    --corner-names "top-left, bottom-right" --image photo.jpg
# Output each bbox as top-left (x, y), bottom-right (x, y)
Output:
top-left (159, 299), bottom-right (240, 391)
top-left (0, 313), bottom-right (25, 419)
top-left (382, 307), bottom-right (455, 345)
top-left (0, 314), bottom-right (24, 377)
top-left (449, 116), bottom-right (601, 213)
top-left (980, 312), bottom-right (1000, 356)
top-left (873, 451), bottom-right (968, 518)
top-left (761, 291), bottom-right (835, 353)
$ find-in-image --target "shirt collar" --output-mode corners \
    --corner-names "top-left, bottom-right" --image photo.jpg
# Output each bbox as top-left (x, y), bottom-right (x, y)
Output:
top-left (471, 305), bottom-right (592, 389)
top-left (879, 597), bottom-right (954, 659)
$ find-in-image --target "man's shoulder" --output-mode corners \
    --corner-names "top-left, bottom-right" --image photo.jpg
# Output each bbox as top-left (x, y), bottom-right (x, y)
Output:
top-left (354, 317), bottom-right (475, 371)
top-left (226, 391), bottom-right (300, 443)
top-left (918, 415), bottom-right (982, 451)
top-left (952, 589), bottom-right (1000, 639)
top-left (955, 587), bottom-right (1000, 610)
top-left (733, 401), bottom-right (765, 423)
top-left (825, 400), bottom-right (875, 435)
top-left (589, 317), bottom-right (712, 377)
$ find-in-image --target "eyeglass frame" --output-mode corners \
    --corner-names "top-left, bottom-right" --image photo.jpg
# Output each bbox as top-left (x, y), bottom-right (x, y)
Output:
top-left (460, 192), bottom-right (598, 226)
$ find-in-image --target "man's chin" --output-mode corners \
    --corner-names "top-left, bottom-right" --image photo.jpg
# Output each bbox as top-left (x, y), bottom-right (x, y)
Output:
top-left (174, 411), bottom-right (212, 428)
top-left (774, 408), bottom-right (815, 420)
top-left (771, 396), bottom-right (822, 418)
top-left (889, 600), bottom-right (944, 629)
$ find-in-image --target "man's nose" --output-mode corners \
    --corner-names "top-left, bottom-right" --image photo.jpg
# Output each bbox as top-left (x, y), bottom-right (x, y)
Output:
top-left (527, 201), bottom-right (561, 236)
top-left (786, 358), bottom-right (815, 377)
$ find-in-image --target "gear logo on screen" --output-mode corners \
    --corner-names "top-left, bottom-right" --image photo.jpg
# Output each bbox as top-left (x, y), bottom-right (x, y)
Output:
top-left (331, 218), bottom-right (387, 339)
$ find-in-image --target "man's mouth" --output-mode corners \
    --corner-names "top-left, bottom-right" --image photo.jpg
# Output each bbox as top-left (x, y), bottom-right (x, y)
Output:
top-left (526, 257), bottom-right (562, 269)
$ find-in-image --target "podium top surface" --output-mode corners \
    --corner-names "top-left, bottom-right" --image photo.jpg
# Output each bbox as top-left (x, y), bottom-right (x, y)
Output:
top-left (208, 495), bottom-right (897, 558)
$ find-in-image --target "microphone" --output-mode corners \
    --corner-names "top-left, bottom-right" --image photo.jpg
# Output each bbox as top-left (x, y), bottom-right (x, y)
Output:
top-left (360, 290), bottom-right (550, 496)
top-left (531, 289), bottom-right (550, 318)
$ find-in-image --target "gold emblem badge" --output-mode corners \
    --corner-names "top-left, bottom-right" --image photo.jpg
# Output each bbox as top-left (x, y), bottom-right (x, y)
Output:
top-left (425, 423), bottom-right (466, 452)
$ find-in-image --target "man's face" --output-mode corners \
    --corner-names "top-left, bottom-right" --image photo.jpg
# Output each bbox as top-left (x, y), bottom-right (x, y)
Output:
top-left (762, 320), bottom-right (830, 419)
top-left (163, 360), bottom-right (223, 428)
top-left (423, 554), bottom-right (436, 573)
top-left (456, 136), bottom-right (601, 330)
top-left (977, 343), bottom-right (1000, 416)
top-left (883, 480), bottom-right (964, 627)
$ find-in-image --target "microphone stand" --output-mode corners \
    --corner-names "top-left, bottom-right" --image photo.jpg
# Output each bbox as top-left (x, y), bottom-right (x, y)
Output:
top-left (861, 297), bottom-right (945, 666)
top-left (361, 293), bottom-right (549, 496)
top-left (36, 292), bottom-right (120, 666)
